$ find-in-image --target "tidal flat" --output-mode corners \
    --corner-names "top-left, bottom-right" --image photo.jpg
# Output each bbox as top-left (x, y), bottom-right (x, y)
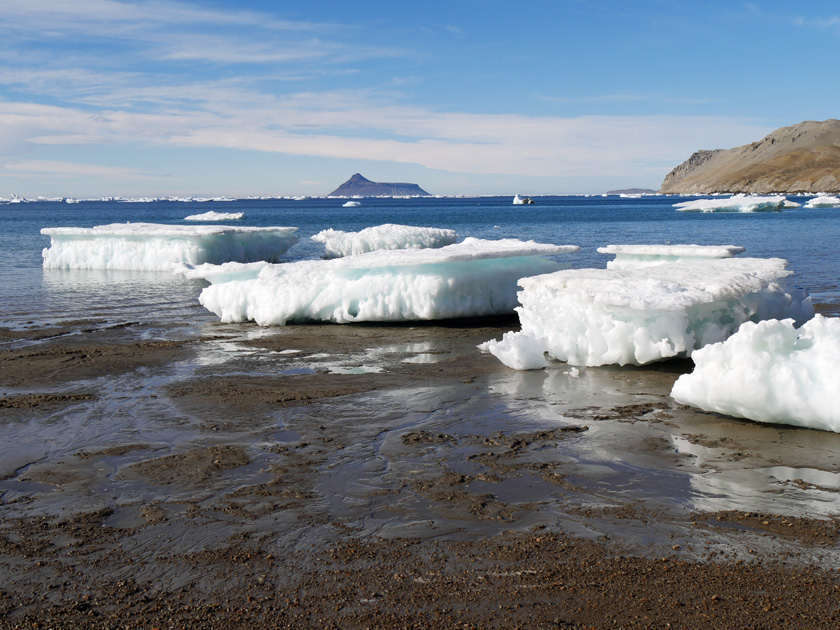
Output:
top-left (2, 317), bottom-right (840, 628)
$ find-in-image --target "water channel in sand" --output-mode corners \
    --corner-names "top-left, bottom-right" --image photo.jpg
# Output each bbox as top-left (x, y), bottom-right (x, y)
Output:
top-left (3, 318), bottom-right (840, 571)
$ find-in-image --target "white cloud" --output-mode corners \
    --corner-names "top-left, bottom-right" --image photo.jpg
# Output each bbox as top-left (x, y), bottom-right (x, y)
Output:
top-left (3, 159), bottom-right (155, 180)
top-left (0, 97), bottom-right (770, 179)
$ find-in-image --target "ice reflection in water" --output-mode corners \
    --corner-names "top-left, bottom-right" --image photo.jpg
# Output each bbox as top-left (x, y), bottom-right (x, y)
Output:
top-left (486, 365), bottom-right (840, 518)
top-left (672, 435), bottom-right (840, 516)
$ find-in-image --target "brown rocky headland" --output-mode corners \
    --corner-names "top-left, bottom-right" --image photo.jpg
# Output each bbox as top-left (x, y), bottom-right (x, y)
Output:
top-left (661, 119), bottom-right (840, 194)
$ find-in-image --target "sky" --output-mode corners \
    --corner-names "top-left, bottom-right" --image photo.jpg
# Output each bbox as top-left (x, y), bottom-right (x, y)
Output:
top-left (1, 0), bottom-right (839, 198)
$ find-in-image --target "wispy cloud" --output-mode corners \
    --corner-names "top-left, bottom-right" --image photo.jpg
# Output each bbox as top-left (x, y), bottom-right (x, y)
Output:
top-left (3, 159), bottom-right (156, 180)
top-left (537, 93), bottom-right (719, 106)
top-left (2, 0), bottom-right (333, 34)
top-left (791, 15), bottom-right (840, 29)
top-left (0, 96), bottom-right (771, 179)
top-left (0, 0), bottom-right (398, 77)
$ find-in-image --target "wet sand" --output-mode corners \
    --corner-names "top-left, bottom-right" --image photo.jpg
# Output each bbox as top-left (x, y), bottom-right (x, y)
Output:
top-left (2, 317), bottom-right (840, 628)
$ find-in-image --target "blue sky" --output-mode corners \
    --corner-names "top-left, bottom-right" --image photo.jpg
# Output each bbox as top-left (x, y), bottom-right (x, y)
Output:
top-left (1, 0), bottom-right (838, 197)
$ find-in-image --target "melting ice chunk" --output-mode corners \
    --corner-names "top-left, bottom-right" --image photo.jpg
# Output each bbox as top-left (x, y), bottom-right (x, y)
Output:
top-left (674, 194), bottom-right (787, 212)
top-left (41, 223), bottom-right (299, 271)
top-left (480, 257), bottom-right (813, 368)
top-left (671, 315), bottom-right (840, 433)
top-left (598, 244), bottom-right (745, 270)
top-left (311, 224), bottom-right (457, 258)
top-left (184, 211), bottom-right (244, 221)
top-left (199, 237), bottom-right (579, 325)
top-left (174, 260), bottom-right (271, 283)
top-left (804, 195), bottom-right (840, 208)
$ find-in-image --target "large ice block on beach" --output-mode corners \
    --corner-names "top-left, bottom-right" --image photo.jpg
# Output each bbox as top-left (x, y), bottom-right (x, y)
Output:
top-left (674, 195), bottom-right (787, 213)
top-left (184, 211), bottom-right (244, 221)
top-left (479, 257), bottom-right (813, 368)
top-left (41, 223), bottom-right (299, 271)
top-left (311, 224), bottom-right (457, 258)
top-left (671, 315), bottom-right (840, 433)
top-left (199, 237), bottom-right (579, 325)
top-left (598, 244), bottom-right (745, 270)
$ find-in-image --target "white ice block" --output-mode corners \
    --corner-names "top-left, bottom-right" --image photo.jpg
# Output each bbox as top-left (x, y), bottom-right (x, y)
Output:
top-left (199, 237), bottom-right (579, 325)
top-left (41, 223), bottom-right (298, 271)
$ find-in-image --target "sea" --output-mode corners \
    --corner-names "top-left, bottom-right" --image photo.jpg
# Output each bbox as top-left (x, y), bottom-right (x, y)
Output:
top-left (2, 194), bottom-right (840, 339)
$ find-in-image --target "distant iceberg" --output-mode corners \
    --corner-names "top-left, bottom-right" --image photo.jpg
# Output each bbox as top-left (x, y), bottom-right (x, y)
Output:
top-left (804, 195), bottom-right (840, 208)
top-left (674, 194), bottom-right (788, 212)
top-left (598, 244), bottom-right (745, 270)
top-left (184, 211), bottom-right (244, 221)
top-left (512, 194), bottom-right (534, 205)
top-left (672, 315), bottom-right (840, 433)
top-left (198, 237), bottom-right (579, 325)
top-left (342, 201), bottom-right (362, 207)
top-left (311, 224), bottom-right (457, 258)
top-left (41, 223), bottom-right (299, 271)
top-left (480, 257), bottom-right (813, 368)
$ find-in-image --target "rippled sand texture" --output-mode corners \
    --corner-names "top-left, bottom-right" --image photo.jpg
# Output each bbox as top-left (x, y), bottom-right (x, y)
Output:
top-left (3, 318), bottom-right (840, 628)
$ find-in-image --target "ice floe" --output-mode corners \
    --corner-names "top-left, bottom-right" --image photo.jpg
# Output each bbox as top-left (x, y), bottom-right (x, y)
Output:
top-left (598, 244), bottom-right (745, 270)
top-left (199, 237), bottom-right (578, 325)
top-left (41, 223), bottom-right (299, 271)
top-left (311, 224), bottom-right (457, 258)
top-left (342, 201), bottom-right (362, 207)
top-left (671, 315), bottom-right (840, 433)
top-left (184, 211), bottom-right (244, 221)
top-left (479, 257), bottom-right (813, 368)
top-left (674, 194), bottom-right (788, 212)
top-left (804, 195), bottom-right (840, 208)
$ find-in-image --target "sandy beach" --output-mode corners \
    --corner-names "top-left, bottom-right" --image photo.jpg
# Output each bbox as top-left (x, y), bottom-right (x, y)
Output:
top-left (2, 317), bottom-right (840, 628)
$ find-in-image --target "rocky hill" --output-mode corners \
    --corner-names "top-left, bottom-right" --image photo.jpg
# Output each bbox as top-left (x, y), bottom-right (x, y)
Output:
top-left (660, 119), bottom-right (840, 194)
top-left (327, 173), bottom-right (431, 197)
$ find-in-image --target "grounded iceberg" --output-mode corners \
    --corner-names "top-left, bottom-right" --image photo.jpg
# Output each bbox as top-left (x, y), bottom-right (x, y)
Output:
top-left (598, 244), bottom-right (745, 270)
top-left (674, 195), bottom-right (787, 213)
top-left (184, 211), bottom-right (244, 221)
top-left (199, 237), bottom-right (579, 325)
top-left (311, 224), bottom-right (457, 258)
top-left (42, 223), bottom-right (299, 271)
top-left (804, 195), bottom-right (840, 208)
top-left (671, 315), bottom-right (840, 433)
top-left (479, 257), bottom-right (813, 368)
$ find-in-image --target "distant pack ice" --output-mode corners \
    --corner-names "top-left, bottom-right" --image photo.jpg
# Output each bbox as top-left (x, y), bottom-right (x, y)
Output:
top-left (198, 237), bottom-right (579, 325)
top-left (673, 194), bottom-right (788, 212)
top-left (598, 244), bottom-right (745, 270)
top-left (479, 256), bottom-right (813, 368)
top-left (41, 223), bottom-right (299, 271)
top-left (184, 211), bottom-right (244, 221)
top-left (311, 224), bottom-right (457, 258)
top-left (671, 315), bottom-right (840, 433)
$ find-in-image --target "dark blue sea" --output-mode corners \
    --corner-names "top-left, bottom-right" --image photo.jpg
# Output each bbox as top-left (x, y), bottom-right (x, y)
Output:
top-left (3, 195), bottom-right (839, 338)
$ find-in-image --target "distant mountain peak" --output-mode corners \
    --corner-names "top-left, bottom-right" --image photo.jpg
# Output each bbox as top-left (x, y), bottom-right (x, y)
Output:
top-left (328, 174), bottom-right (431, 197)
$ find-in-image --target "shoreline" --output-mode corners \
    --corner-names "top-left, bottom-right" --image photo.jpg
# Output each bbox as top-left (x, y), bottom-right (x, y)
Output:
top-left (2, 316), bottom-right (840, 628)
